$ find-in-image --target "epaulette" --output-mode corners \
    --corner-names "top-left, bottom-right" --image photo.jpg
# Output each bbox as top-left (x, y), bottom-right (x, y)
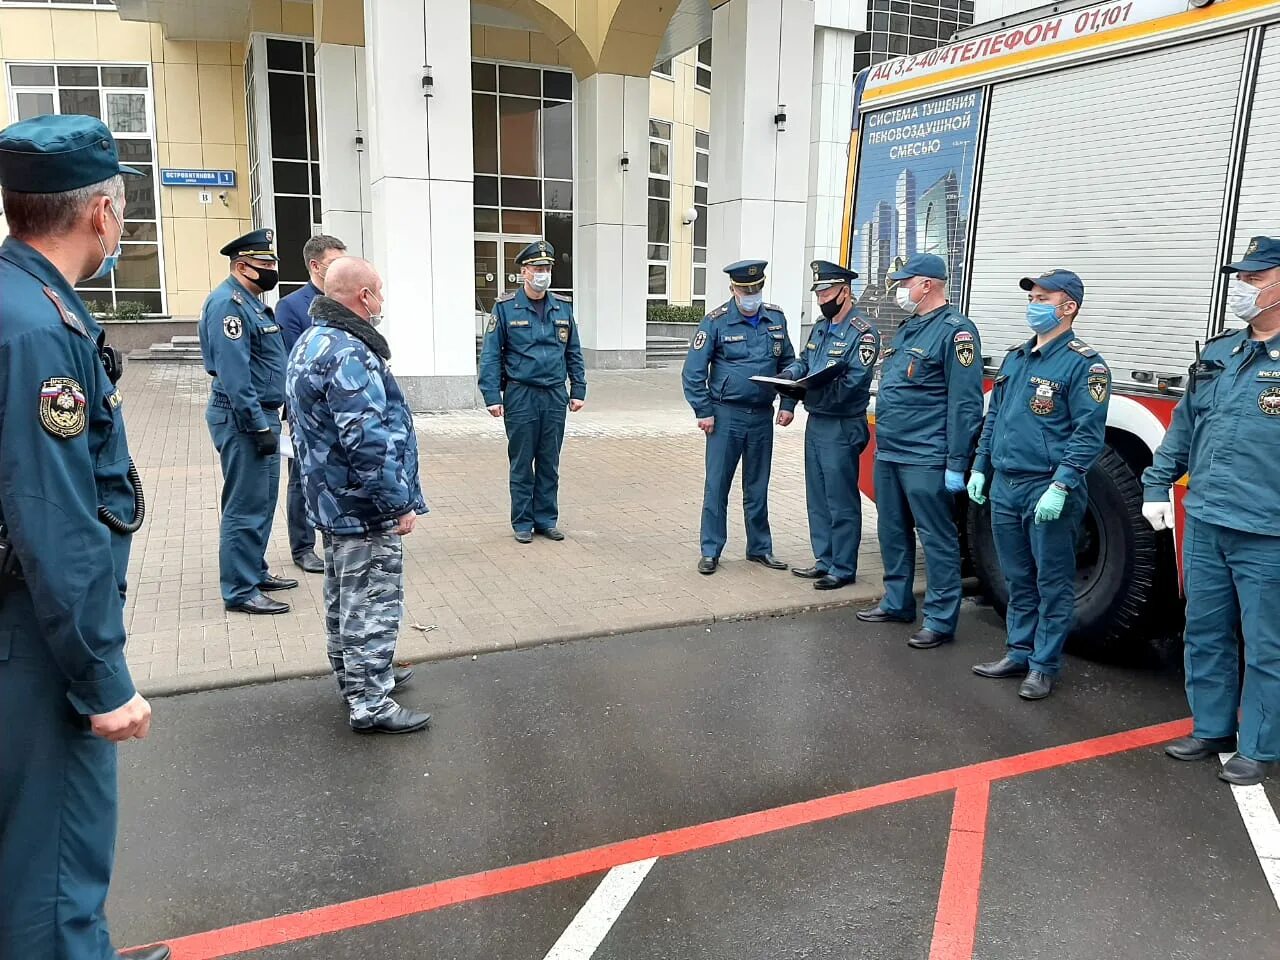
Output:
top-left (43, 287), bottom-right (89, 339)
top-left (709, 304), bottom-right (730, 319)
top-left (1204, 327), bottom-right (1239, 345)
top-left (496, 290), bottom-right (517, 303)
top-left (851, 314), bottom-right (871, 333)
top-left (1067, 339), bottom-right (1098, 358)
top-left (764, 302), bottom-right (783, 313)
top-left (230, 291), bottom-right (243, 306)
top-left (554, 292), bottom-right (572, 303)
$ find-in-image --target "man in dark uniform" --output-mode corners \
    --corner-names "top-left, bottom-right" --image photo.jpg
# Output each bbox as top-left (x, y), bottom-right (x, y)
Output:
top-left (856, 253), bottom-right (983, 648)
top-left (277, 233), bottom-right (346, 574)
top-left (199, 228), bottom-right (296, 614)
top-left (967, 270), bottom-right (1109, 700)
top-left (682, 260), bottom-right (796, 575)
top-left (784, 261), bottom-right (880, 591)
top-left (1143, 235), bottom-right (1280, 786)
top-left (0, 114), bottom-right (168, 960)
top-left (477, 239), bottom-right (587, 543)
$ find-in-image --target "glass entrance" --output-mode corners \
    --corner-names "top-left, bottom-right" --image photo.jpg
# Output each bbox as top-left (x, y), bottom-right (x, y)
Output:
top-left (474, 234), bottom-right (541, 315)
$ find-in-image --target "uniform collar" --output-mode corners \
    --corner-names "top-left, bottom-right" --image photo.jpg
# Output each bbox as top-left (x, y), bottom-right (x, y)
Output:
top-left (903, 302), bottom-right (949, 328)
top-left (226, 274), bottom-right (267, 313)
top-left (1245, 325), bottom-right (1280, 352)
top-left (1027, 328), bottom-right (1075, 359)
top-left (726, 301), bottom-right (767, 325)
top-left (0, 236), bottom-right (104, 337)
top-left (513, 286), bottom-right (561, 313)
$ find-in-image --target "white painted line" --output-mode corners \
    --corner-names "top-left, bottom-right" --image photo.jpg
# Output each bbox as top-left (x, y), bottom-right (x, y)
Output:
top-left (542, 858), bottom-right (658, 960)
top-left (1219, 753), bottom-right (1280, 912)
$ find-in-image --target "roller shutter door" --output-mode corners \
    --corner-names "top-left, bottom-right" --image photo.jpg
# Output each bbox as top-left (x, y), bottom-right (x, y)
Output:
top-left (1232, 28), bottom-right (1280, 266)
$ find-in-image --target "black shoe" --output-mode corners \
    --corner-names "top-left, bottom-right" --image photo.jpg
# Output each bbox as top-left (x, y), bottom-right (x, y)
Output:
top-left (227, 592), bottom-right (290, 615)
top-left (908, 627), bottom-right (954, 649)
top-left (351, 706), bottom-right (431, 735)
top-left (1219, 754), bottom-right (1272, 786)
top-left (791, 565), bottom-right (828, 579)
top-left (972, 656), bottom-right (1029, 679)
top-left (1165, 735), bottom-right (1238, 762)
top-left (120, 947), bottom-right (171, 960)
top-left (294, 551), bottom-right (324, 574)
top-left (514, 530), bottom-right (534, 544)
top-left (260, 573), bottom-right (299, 592)
top-left (697, 556), bottom-right (719, 575)
top-left (856, 606), bottom-right (914, 624)
top-left (1018, 670), bottom-right (1054, 700)
top-left (747, 553), bottom-right (788, 570)
top-left (535, 527), bottom-right (566, 541)
top-left (814, 575), bottom-right (854, 591)
top-left (393, 666), bottom-right (414, 691)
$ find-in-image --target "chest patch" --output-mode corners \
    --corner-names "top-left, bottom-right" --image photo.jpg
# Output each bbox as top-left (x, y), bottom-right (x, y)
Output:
top-left (223, 316), bottom-right (243, 340)
top-left (1259, 386), bottom-right (1280, 416)
top-left (39, 377), bottom-right (87, 439)
top-left (558, 326), bottom-right (569, 343)
top-left (723, 335), bottom-right (746, 343)
top-left (1030, 382), bottom-right (1056, 416)
top-left (773, 340), bottom-right (783, 356)
top-left (508, 319), bottom-right (531, 327)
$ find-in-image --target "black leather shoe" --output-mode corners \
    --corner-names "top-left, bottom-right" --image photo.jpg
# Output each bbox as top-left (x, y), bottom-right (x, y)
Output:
top-left (697, 556), bottom-right (719, 575)
top-left (972, 656), bottom-right (1029, 679)
top-left (856, 606), bottom-right (914, 624)
top-left (536, 527), bottom-right (566, 541)
top-left (908, 627), bottom-right (954, 649)
top-left (393, 666), bottom-right (414, 691)
top-left (260, 573), bottom-right (299, 592)
top-left (747, 553), bottom-right (788, 570)
top-left (120, 946), bottom-right (171, 960)
top-left (351, 706), bottom-right (431, 735)
top-left (294, 551), bottom-right (324, 574)
top-left (814, 575), bottom-right (854, 590)
top-left (227, 592), bottom-right (290, 615)
top-left (1219, 754), bottom-right (1272, 786)
top-left (514, 530), bottom-right (534, 544)
top-left (1165, 735), bottom-right (1238, 761)
top-left (791, 565), bottom-right (828, 579)
top-left (1018, 670), bottom-right (1054, 700)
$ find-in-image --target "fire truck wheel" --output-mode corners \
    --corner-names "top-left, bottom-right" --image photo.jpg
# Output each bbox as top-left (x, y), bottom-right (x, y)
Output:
top-left (965, 447), bottom-right (1159, 662)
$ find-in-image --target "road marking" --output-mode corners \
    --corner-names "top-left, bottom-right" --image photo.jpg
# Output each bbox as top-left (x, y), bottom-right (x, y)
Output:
top-left (153, 718), bottom-right (1191, 960)
top-left (1219, 753), bottom-right (1280, 912)
top-left (928, 783), bottom-right (991, 960)
top-left (542, 858), bottom-right (657, 960)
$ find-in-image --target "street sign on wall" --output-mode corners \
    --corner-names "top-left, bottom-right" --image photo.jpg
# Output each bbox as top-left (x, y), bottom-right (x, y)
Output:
top-left (160, 169), bottom-right (236, 187)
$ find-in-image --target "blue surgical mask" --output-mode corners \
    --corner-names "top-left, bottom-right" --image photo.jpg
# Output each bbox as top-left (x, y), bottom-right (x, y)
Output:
top-left (88, 200), bottom-right (122, 281)
top-left (1026, 301), bottom-right (1061, 334)
top-left (737, 292), bottom-right (763, 315)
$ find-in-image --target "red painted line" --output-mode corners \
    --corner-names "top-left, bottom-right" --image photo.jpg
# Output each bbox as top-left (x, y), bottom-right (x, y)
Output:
top-left (155, 717), bottom-right (1190, 960)
top-left (928, 782), bottom-right (991, 960)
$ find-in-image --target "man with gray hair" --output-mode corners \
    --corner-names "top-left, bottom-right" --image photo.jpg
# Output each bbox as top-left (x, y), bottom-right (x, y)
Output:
top-left (277, 233), bottom-right (347, 574)
top-left (286, 256), bottom-right (431, 734)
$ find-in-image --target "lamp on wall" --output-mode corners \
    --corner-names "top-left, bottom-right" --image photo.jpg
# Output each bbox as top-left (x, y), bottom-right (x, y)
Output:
top-left (619, 151), bottom-right (630, 172)
top-left (774, 104), bottom-right (787, 132)
top-left (682, 207), bottom-right (698, 226)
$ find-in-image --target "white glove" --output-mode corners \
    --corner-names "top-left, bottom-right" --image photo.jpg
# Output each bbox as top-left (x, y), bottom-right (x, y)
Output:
top-left (1141, 500), bottom-right (1174, 531)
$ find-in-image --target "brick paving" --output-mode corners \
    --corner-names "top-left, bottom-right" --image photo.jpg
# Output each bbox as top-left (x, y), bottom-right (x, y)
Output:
top-left (118, 363), bottom-right (885, 695)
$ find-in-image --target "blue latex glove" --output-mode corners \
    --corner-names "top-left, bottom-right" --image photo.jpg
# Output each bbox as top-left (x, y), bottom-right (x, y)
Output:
top-left (944, 469), bottom-right (966, 494)
top-left (1034, 484), bottom-right (1068, 523)
top-left (966, 471), bottom-right (986, 505)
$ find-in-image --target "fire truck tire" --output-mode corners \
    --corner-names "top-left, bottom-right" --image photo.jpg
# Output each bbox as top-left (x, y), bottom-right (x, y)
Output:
top-left (965, 447), bottom-right (1159, 662)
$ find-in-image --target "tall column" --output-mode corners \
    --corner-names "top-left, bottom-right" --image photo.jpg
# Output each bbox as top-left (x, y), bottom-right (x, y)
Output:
top-left (803, 20), bottom-right (859, 326)
top-left (316, 42), bottom-right (372, 256)
top-left (706, 0), bottom-right (816, 345)
top-left (364, 0), bottom-right (475, 410)
top-left (575, 73), bottom-right (649, 369)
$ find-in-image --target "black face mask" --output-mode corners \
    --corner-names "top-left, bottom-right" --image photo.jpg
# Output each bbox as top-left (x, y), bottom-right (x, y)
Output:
top-left (819, 290), bottom-right (846, 320)
top-left (245, 265), bottom-right (279, 293)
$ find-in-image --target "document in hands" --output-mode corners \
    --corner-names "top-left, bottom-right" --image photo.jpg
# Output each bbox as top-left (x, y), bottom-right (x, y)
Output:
top-left (750, 363), bottom-right (843, 399)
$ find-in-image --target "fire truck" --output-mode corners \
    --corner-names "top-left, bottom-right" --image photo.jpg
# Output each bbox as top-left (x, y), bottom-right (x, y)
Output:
top-left (842, 0), bottom-right (1280, 658)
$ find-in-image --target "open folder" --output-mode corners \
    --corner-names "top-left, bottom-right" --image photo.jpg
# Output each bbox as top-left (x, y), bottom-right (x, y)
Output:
top-left (750, 362), bottom-right (844, 400)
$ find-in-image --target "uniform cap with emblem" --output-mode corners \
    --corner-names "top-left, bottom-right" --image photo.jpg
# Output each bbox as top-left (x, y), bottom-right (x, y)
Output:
top-left (724, 259), bottom-right (767, 289)
top-left (0, 114), bottom-right (142, 193)
top-left (515, 239), bottom-right (556, 266)
top-left (219, 227), bottom-right (277, 262)
top-left (1222, 236), bottom-right (1280, 274)
top-left (1019, 268), bottom-right (1084, 306)
top-left (888, 252), bottom-right (947, 281)
top-left (810, 259), bottom-right (859, 291)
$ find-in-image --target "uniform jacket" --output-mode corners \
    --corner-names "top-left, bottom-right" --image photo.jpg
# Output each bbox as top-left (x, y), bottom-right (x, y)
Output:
top-left (972, 332), bottom-right (1110, 491)
top-left (285, 296), bottom-right (427, 536)
top-left (875, 303), bottom-right (984, 470)
top-left (0, 237), bottom-right (138, 715)
top-left (198, 275), bottom-right (287, 433)
top-left (682, 301), bottom-right (798, 418)
top-left (1143, 326), bottom-right (1280, 536)
top-left (277, 280), bottom-right (320, 352)
top-left (781, 308), bottom-right (881, 418)
top-left (477, 288), bottom-right (587, 407)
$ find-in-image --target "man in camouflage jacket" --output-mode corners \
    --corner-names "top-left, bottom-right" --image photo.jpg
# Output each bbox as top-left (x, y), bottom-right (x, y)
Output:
top-left (285, 256), bottom-right (431, 735)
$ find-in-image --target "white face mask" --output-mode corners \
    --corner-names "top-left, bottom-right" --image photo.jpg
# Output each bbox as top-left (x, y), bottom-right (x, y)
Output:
top-left (1228, 276), bottom-right (1280, 321)
top-left (894, 281), bottom-right (921, 315)
top-left (362, 289), bottom-right (383, 326)
top-left (528, 271), bottom-right (553, 293)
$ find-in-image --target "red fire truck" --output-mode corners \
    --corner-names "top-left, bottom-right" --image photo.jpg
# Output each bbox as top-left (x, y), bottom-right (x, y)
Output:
top-left (842, 0), bottom-right (1280, 657)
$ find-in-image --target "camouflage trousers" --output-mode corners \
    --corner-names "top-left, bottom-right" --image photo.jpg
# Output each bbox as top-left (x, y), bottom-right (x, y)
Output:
top-left (322, 530), bottom-right (404, 723)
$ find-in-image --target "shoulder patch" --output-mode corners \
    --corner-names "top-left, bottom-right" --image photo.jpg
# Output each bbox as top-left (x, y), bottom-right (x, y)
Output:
top-left (496, 290), bottom-right (517, 303)
top-left (692, 330), bottom-right (708, 350)
top-left (42, 287), bottom-right (89, 339)
top-left (39, 377), bottom-right (87, 439)
top-left (485, 315), bottom-right (497, 334)
top-left (1068, 339), bottom-right (1098, 357)
top-left (223, 315), bottom-right (244, 340)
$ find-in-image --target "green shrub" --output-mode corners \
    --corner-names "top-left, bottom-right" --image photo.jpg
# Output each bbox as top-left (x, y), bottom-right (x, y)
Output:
top-left (84, 300), bottom-right (149, 321)
top-left (646, 304), bottom-right (705, 324)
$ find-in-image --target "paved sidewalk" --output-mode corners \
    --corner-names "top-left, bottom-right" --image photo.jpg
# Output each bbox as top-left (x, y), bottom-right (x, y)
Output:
top-left (119, 364), bottom-right (885, 694)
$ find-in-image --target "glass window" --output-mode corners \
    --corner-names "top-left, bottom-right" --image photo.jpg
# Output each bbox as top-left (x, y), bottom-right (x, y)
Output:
top-left (114, 243), bottom-right (160, 290)
top-left (473, 93), bottom-right (498, 174)
top-left (59, 88), bottom-right (100, 118)
top-left (541, 100), bottom-right (572, 180)
top-left (58, 65), bottom-right (98, 87)
top-left (543, 70), bottom-right (572, 101)
top-left (649, 141), bottom-right (669, 177)
top-left (16, 92), bottom-right (55, 120)
top-left (105, 92), bottom-right (146, 133)
top-left (9, 64), bottom-right (53, 86)
top-left (653, 59), bottom-right (673, 79)
top-left (501, 177), bottom-right (541, 209)
top-left (473, 61), bottom-right (497, 92)
top-left (648, 265), bottom-right (667, 297)
top-left (502, 209), bottom-right (541, 234)
top-left (97, 66), bottom-right (144, 87)
top-left (648, 200), bottom-right (669, 245)
top-left (693, 132), bottom-right (708, 301)
top-left (267, 37), bottom-right (304, 72)
top-left (544, 180), bottom-right (572, 211)
top-left (648, 118), bottom-right (672, 301)
top-left (696, 40), bottom-right (712, 90)
top-left (267, 72), bottom-right (307, 159)
top-left (273, 160), bottom-right (311, 195)
top-left (499, 65), bottom-right (540, 97)
top-left (475, 207), bottom-right (501, 233)
top-left (499, 96), bottom-right (540, 177)
top-left (474, 175), bottom-right (499, 207)
top-left (545, 211), bottom-right (573, 288)
top-left (123, 164), bottom-right (156, 220)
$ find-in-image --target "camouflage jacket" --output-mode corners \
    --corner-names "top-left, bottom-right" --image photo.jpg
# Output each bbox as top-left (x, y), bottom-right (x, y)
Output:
top-left (285, 296), bottom-right (427, 535)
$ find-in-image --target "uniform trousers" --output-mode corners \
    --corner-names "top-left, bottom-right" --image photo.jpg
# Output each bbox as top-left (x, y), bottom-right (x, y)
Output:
top-left (700, 403), bottom-right (775, 559)
top-left (503, 382), bottom-right (568, 533)
top-left (803, 414), bottom-right (868, 580)
top-left (207, 401), bottom-right (281, 605)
